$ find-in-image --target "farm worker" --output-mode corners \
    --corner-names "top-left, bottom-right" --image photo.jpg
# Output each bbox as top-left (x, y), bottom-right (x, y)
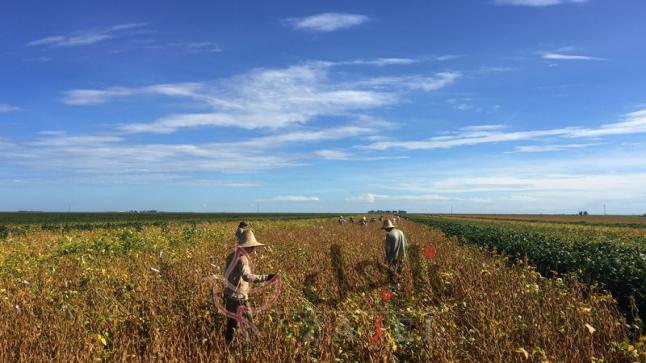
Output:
top-left (338, 216), bottom-right (345, 225)
top-left (223, 231), bottom-right (277, 343)
top-left (382, 219), bottom-right (407, 286)
top-left (360, 216), bottom-right (367, 226)
top-left (349, 217), bottom-right (354, 224)
top-left (235, 221), bottom-right (248, 242)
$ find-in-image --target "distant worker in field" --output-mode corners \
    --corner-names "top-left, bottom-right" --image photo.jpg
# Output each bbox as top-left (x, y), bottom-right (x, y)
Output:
top-left (382, 219), bottom-right (407, 287)
top-left (338, 216), bottom-right (345, 225)
top-left (379, 215), bottom-right (383, 222)
top-left (360, 216), bottom-right (367, 226)
top-left (349, 216), bottom-right (354, 224)
top-left (235, 221), bottom-right (248, 242)
top-left (223, 231), bottom-right (277, 343)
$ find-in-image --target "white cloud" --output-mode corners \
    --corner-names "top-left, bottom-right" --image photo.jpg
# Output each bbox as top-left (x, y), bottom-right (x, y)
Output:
top-left (0, 103), bottom-right (21, 112)
top-left (0, 173), bottom-right (262, 188)
top-left (23, 56), bottom-right (52, 63)
top-left (247, 126), bottom-right (378, 148)
top-left (352, 72), bottom-right (461, 92)
top-left (62, 83), bottom-right (205, 105)
top-left (494, 0), bottom-right (589, 7)
top-left (0, 132), bottom-right (297, 175)
top-left (460, 124), bottom-right (506, 132)
top-left (27, 23), bottom-right (148, 47)
top-left (5, 60), bottom-right (464, 186)
top-left (513, 143), bottom-right (601, 152)
top-left (363, 128), bottom-right (566, 151)
top-left (343, 58), bottom-right (419, 66)
top-left (286, 13), bottom-right (370, 32)
top-left (565, 109), bottom-right (646, 137)
top-left (184, 41), bottom-right (222, 53)
top-left (347, 193), bottom-right (452, 203)
top-left (314, 149), bottom-right (407, 161)
top-left (362, 109), bottom-right (646, 151)
top-left (315, 149), bottom-right (350, 160)
top-left (0, 123), bottom-right (380, 180)
top-left (369, 143), bottom-right (646, 210)
top-left (434, 55), bottom-right (463, 61)
top-left (62, 62), bottom-right (457, 134)
top-left (431, 174), bottom-right (646, 201)
top-left (541, 52), bottom-right (603, 61)
top-left (272, 195), bottom-right (320, 202)
top-left (477, 66), bottom-right (515, 74)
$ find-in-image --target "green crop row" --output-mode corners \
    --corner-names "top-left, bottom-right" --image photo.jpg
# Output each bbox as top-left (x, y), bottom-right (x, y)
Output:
top-left (410, 216), bottom-right (646, 319)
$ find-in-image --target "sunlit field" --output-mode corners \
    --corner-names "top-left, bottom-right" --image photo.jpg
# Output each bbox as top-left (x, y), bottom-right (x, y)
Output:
top-left (1, 216), bottom-right (643, 362)
top-left (445, 214), bottom-right (646, 227)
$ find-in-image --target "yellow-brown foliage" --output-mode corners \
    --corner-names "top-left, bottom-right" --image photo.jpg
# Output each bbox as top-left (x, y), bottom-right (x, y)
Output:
top-left (0, 219), bottom-right (641, 362)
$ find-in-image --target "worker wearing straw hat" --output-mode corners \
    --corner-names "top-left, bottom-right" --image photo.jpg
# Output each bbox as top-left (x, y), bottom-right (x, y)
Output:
top-left (382, 219), bottom-right (407, 287)
top-left (223, 230), bottom-right (276, 343)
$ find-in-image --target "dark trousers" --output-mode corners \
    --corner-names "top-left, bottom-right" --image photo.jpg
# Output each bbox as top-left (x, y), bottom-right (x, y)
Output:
top-left (224, 297), bottom-right (253, 343)
top-left (387, 259), bottom-right (404, 286)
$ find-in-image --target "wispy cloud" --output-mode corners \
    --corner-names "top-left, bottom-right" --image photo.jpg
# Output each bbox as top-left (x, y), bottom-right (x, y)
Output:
top-left (23, 56), bottom-right (52, 63)
top-left (62, 83), bottom-right (205, 105)
top-left (352, 72), bottom-right (461, 92)
top-left (541, 52), bottom-right (603, 61)
top-left (246, 126), bottom-right (379, 148)
top-left (0, 103), bottom-right (21, 112)
top-left (513, 143), bottom-right (601, 153)
top-left (272, 195), bottom-right (320, 202)
top-left (286, 13), bottom-right (370, 32)
top-left (342, 58), bottom-right (419, 66)
top-left (477, 66), bottom-right (516, 74)
top-left (0, 123), bottom-right (383, 181)
top-left (409, 173), bottom-right (646, 201)
top-left (0, 131), bottom-right (298, 176)
top-left (434, 55), bottom-right (463, 61)
top-left (347, 193), bottom-right (452, 203)
top-left (494, 0), bottom-right (589, 7)
top-left (169, 41), bottom-right (222, 53)
top-left (362, 109), bottom-right (646, 151)
top-left (314, 149), bottom-right (407, 161)
top-left (62, 62), bottom-right (458, 133)
top-left (27, 23), bottom-right (148, 47)
top-left (460, 124), bottom-right (506, 132)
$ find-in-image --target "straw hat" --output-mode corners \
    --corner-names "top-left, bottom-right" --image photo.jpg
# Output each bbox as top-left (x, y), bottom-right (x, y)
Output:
top-left (238, 231), bottom-right (265, 248)
top-left (381, 219), bottom-right (396, 229)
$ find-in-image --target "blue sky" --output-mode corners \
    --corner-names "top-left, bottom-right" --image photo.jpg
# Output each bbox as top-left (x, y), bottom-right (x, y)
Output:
top-left (1, 0), bottom-right (646, 213)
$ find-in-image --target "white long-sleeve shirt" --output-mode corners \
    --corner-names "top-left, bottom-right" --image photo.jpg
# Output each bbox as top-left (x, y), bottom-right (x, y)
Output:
top-left (223, 251), bottom-right (268, 300)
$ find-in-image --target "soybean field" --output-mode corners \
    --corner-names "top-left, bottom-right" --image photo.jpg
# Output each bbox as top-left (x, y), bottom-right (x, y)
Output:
top-left (0, 214), bottom-right (644, 362)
